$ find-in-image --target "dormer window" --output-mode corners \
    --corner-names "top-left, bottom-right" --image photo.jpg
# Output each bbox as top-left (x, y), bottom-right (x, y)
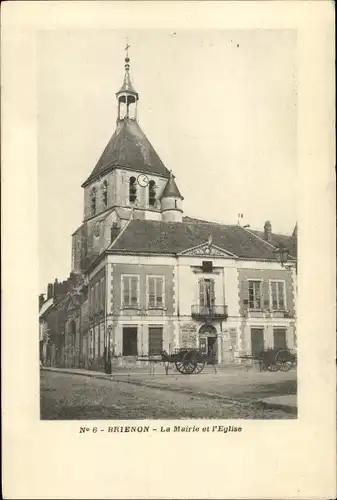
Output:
top-left (149, 180), bottom-right (156, 206)
top-left (129, 177), bottom-right (137, 203)
top-left (102, 181), bottom-right (108, 208)
top-left (90, 188), bottom-right (96, 216)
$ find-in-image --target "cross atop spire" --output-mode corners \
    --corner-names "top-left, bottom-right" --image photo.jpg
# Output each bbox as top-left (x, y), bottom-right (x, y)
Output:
top-left (125, 40), bottom-right (130, 59)
top-left (116, 39), bottom-right (139, 121)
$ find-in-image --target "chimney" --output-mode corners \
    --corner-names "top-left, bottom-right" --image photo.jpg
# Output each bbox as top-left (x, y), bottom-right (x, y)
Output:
top-left (39, 294), bottom-right (45, 309)
top-left (47, 283), bottom-right (53, 300)
top-left (264, 220), bottom-right (272, 243)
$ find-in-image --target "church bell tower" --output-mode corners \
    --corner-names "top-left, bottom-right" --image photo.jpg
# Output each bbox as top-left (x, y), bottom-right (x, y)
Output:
top-left (115, 43), bottom-right (139, 122)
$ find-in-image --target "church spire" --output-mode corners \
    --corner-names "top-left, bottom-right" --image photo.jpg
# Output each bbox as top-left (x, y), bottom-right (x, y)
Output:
top-left (116, 41), bottom-right (139, 121)
top-left (160, 170), bottom-right (184, 222)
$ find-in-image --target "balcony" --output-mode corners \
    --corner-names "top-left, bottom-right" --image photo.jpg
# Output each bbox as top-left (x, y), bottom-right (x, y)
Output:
top-left (191, 304), bottom-right (228, 320)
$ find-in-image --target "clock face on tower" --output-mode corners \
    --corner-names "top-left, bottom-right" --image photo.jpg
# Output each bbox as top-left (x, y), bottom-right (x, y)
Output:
top-left (137, 174), bottom-right (149, 188)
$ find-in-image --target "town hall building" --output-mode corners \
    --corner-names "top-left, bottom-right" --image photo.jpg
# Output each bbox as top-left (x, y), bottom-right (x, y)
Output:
top-left (39, 48), bottom-right (297, 372)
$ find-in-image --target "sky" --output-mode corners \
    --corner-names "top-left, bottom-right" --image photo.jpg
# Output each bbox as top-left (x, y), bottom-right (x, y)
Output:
top-left (38, 29), bottom-right (297, 291)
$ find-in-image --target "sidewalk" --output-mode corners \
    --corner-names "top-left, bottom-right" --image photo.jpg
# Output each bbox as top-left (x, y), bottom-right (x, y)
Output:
top-left (42, 365), bottom-right (297, 413)
top-left (259, 395), bottom-right (297, 414)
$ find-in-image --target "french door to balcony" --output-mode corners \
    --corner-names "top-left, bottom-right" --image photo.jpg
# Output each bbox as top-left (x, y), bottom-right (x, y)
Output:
top-left (198, 278), bottom-right (215, 314)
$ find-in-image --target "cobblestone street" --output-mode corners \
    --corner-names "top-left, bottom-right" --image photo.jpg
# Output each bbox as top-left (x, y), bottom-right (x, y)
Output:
top-left (40, 370), bottom-right (296, 420)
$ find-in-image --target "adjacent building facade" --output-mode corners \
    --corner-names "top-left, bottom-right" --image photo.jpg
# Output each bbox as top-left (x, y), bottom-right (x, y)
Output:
top-left (39, 49), bottom-right (297, 371)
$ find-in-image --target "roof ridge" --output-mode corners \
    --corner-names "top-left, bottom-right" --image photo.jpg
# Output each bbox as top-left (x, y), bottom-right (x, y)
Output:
top-left (241, 226), bottom-right (278, 249)
top-left (242, 226), bottom-right (296, 259)
top-left (250, 227), bottom-right (293, 237)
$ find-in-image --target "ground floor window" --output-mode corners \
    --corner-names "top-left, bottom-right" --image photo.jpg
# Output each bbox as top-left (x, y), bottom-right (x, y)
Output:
top-left (148, 326), bottom-right (163, 355)
top-left (250, 327), bottom-right (264, 356)
top-left (123, 326), bottom-right (138, 356)
top-left (273, 327), bottom-right (287, 349)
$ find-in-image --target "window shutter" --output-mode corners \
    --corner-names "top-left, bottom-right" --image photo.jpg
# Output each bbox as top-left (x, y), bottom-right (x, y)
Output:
top-left (148, 277), bottom-right (155, 307)
top-left (198, 279), bottom-right (205, 306)
top-left (156, 278), bottom-right (163, 306)
top-left (210, 279), bottom-right (215, 304)
top-left (256, 282), bottom-right (262, 308)
top-left (149, 326), bottom-right (163, 355)
top-left (271, 281), bottom-right (278, 309)
top-left (131, 277), bottom-right (138, 306)
top-left (262, 280), bottom-right (269, 308)
top-left (242, 281), bottom-right (249, 307)
top-left (278, 282), bottom-right (285, 309)
top-left (123, 277), bottom-right (130, 306)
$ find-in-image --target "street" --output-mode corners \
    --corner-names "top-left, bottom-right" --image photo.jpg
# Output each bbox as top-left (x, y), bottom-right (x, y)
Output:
top-left (40, 370), bottom-right (296, 420)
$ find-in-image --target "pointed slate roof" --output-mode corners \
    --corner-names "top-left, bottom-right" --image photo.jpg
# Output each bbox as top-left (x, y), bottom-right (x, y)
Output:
top-left (117, 72), bottom-right (138, 96)
top-left (82, 119), bottom-right (171, 187)
top-left (160, 174), bottom-right (184, 200)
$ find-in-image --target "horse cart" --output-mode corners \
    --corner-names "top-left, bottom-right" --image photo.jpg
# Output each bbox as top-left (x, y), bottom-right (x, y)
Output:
top-left (137, 348), bottom-right (216, 375)
top-left (160, 348), bottom-right (216, 375)
top-left (238, 348), bottom-right (296, 372)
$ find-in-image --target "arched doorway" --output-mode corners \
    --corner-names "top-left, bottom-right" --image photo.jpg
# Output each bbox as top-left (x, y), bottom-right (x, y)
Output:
top-left (199, 324), bottom-right (218, 364)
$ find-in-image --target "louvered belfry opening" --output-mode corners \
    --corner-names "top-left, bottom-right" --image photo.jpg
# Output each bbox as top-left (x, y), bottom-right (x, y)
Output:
top-left (129, 176), bottom-right (137, 203)
top-left (149, 180), bottom-right (156, 206)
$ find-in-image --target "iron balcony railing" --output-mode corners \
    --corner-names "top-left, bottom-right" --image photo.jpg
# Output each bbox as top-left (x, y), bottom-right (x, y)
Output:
top-left (191, 304), bottom-right (228, 319)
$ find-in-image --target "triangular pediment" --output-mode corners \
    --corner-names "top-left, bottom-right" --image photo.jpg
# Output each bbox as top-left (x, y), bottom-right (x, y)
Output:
top-left (179, 242), bottom-right (238, 258)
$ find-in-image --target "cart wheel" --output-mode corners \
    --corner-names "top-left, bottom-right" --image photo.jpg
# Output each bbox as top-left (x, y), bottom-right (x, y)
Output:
top-left (266, 363), bottom-right (280, 372)
top-left (194, 362), bottom-right (206, 374)
top-left (279, 361), bottom-right (293, 372)
top-left (276, 350), bottom-right (293, 372)
top-left (175, 360), bottom-right (193, 374)
top-left (175, 361), bottom-right (186, 374)
top-left (185, 362), bottom-right (197, 374)
top-left (182, 351), bottom-right (197, 374)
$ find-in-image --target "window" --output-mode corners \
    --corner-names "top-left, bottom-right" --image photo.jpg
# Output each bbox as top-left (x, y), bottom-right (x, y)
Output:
top-left (148, 276), bottom-right (164, 308)
top-left (270, 281), bottom-right (286, 310)
top-left (102, 181), bottom-right (108, 208)
top-left (123, 327), bottom-right (138, 356)
top-left (273, 328), bottom-right (287, 349)
top-left (202, 261), bottom-right (213, 273)
top-left (149, 180), bottom-right (156, 206)
top-left (198, 278), bottom-right (215, 307)
top-left (251, 328), bottom-right (264, 356)
top-left (248, 280), bottom-right (262, 309)
top-left (129, 177), bottom-right (137, 203)
top-left (90, 188), bottom-right (96, 216)
top-left (122, 275), bottom-right (139, 307)
top-left (149, 326), bottom-right (163, 355)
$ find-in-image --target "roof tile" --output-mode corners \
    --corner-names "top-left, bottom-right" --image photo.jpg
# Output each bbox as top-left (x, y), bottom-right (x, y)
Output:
top-left (82, 119), bottom-right (170, 187)
top-left (108, 219), bottom-right (296, 260)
